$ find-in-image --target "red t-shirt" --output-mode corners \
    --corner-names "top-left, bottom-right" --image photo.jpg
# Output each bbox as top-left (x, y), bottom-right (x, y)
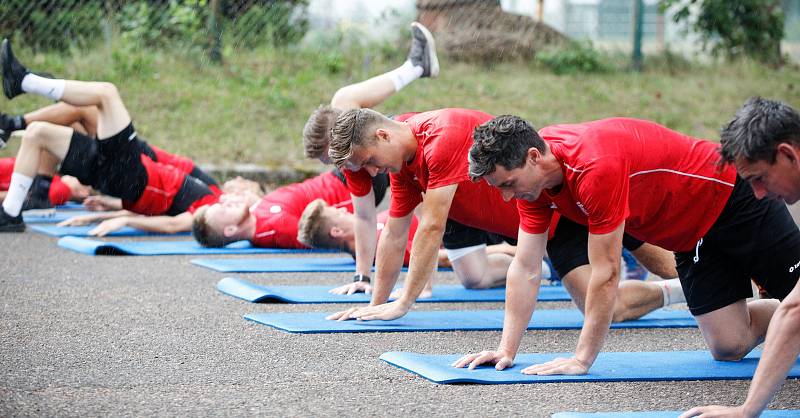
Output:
top-left (150, 145), bottom-right (195, 175)
top-left (342, 112), bottom-right (419, 197)
top-left (252, 171), bottom-right (353, 248)
top-left (375, 210), bottom-right (419, 266)
top-left (388, 109), bottom-right (520, 239)
top-left (0, 157), bottom-right (72, 205)
top-left (517, 118), bottom-right (736, 252)
top-left (122, 155), bottom-right (187, 215)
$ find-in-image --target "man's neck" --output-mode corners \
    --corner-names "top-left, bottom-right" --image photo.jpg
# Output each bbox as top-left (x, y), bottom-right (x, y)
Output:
top-left (398, 123), bottom-right (418, 163)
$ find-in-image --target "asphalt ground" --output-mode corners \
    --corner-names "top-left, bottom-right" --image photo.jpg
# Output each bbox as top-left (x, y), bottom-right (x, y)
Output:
top-left (2, 207), bottom-right (800, 417)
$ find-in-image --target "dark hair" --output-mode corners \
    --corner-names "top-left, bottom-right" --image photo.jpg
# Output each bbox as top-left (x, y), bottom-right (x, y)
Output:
top-left (328, 108), bottom-right (385, 167)
top-left (191, 206), bottom-right (228, 248)
top-left (469, 115), bottom-right (546, 181)
top-left (720, 97), bottom-right (800, 164)
top-left (303, 105), bottom-right (342, 159)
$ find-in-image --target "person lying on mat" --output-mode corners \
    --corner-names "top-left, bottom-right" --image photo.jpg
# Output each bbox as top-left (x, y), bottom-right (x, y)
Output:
top-left (682, 99), bottom-right (800, 418)
top-left (298, 198), bottom-right (531, 296)
top-left (0, 157), bottom-right (91, 209)
top-left (192, 169), bottom-right (361, 249)
top-left (453, 113), bottom-right (799, 378)
top-left (1, 99), bottom-right (221, 212)
top-left (324, 107), bottom-right (683, 324)
top-left (303, 21), bottom-right (437, 293)
top-left (0, 39), bottom-right (220, 233)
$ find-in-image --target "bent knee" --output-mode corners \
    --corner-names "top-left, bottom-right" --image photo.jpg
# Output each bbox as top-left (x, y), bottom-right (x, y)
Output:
top-left (22, 121), bottom-right (55, 144)
top-left (611, 308), bottom-right (639, 323)
top-left (97, 82), bottom-right (121, 102)
top-left (460, 275), bottom-right (490, 289)
top-left (708, 343), bottom-right (750, 361)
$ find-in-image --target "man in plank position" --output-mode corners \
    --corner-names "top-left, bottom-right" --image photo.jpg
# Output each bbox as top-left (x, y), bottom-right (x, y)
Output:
top-left (683, 98), bottom-right (800, 418)
top-left (0, 39), bottom-right (218, 233)
top-left (325, 107), bottom-right (683, 323)
top-left (303, 21), bottom-right (437, 289)
top-left (455, 113), bottom-right (800, 377)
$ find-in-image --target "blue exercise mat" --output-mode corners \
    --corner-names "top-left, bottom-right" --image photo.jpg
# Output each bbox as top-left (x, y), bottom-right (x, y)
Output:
top-left (55, 202), bottom-right (86, 210)
top-left (552, 411), bottom-right (799, 418)
top-left (192, 256), bottom-right (453, 273)
top-left (57, 237), bottom-right (337, 256)
top-left (380, 349), bottom-right (800, 384)
top-left (244, 309), bottom-right (695, 334)
top-left (23, 211), bottom-right (97, 224)
top-left (30, 224), bottom-right (190, 237)
top-left (218, 277), bottom-right (569, 303)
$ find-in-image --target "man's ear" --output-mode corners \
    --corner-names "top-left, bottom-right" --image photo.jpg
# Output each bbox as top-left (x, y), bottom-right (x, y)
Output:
top-left (777, 143), bottom-right (800, 167)
top-left (223, 224), bottom-right (238, 238)
top-left (526, 146), bottom-right (542, 164)
top-left (375, 128), bottom-right (390, 142)
top-left (330, 226), bottom-right (345, 238)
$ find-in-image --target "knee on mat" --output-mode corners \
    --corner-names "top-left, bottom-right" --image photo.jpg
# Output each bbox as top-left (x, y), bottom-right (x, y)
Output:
top-left (460, 274), bottom-right (492, 290)
top-left (708, 342), bottom-right (750, 361)
top-left (611, 307), bottom-right (639, 323)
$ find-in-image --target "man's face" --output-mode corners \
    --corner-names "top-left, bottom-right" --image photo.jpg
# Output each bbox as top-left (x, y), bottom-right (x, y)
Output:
top-left (204, 194), bottom-right (251, 234)
top-left (347, 140), bottom-right (404, 177)
top-left (482, 151), bottom-right (547, 202)
top-left (321, 204), bottom-right (356, 246)
top-left (736, 145), bottom-right (800, 203)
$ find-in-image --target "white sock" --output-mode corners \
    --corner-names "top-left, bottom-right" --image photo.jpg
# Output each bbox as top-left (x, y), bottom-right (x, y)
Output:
top-left (2, 172), bottom-right (33, 217)
top-left (659, 278), bottom-right (686, 306)
top-left (21, 74), bottom-right (65, 101)
top-left (387, 60), bottom-right (423, 91)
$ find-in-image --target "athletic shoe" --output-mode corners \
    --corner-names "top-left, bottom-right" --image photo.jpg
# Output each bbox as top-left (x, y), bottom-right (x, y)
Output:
top-left (21, 194), bottom-right (52, 211)
top-left (21, 176), bottom-right (53, 211)
top-left (408, 22), bottom-right (439, 78)
top-left (0, 113), bottom-right (18, 148)
top-left (0, 207), bottom-right (25, 232)
top-left (1, 39), bottom-right (30, 99)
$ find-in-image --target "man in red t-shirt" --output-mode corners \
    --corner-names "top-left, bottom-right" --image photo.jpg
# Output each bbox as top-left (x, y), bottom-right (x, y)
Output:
top-left (0, 40), bottom-right (218, 233)
top-left (457, 114), bottom-right (800, 377)
top-left (683, 98), bottom-right (800, 418)
top-left (0, 157), bottom-right (90, 207)
top-left (325, 107), bottom-right (681, 323)
top-left (302, 21), bottom-right (438, 287)
top-left (192, 170), bottom-right (353, 248)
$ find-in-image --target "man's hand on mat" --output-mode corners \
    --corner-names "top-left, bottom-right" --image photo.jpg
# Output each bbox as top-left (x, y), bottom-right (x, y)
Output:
top-left (88, 217), bottom-right (128, 237)
top-left (326, 301), bottom-right (411, 321)
top-left (58, 214), bottom-right (101, 227)
top-left (451, 350), bottom-right (514, 371)
top-left (520, 357), bottom-right (588, 375)
top-left (679, 405), bottom-right (752, 418)
top-left (390, 286), bottom-right (433, 300)
top-left (329, 282), bottom-right (372, 295)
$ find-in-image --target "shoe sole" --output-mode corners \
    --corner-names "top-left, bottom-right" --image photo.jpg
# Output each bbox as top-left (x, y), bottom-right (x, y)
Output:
top-left (0, 223), bottom-right (26, 233)
top-left (412, 22), bottom-right (439, 78)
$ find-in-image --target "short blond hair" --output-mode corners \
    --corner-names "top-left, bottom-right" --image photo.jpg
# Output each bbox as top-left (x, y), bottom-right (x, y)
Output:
top-left (297, 199), bottom-right (344, 250)
top-left (303, 105), bottom-right (342, 159)
top-left (328, 108), bottom-right (386, 167)
top-left (192, 205), bottom-right (231, 248)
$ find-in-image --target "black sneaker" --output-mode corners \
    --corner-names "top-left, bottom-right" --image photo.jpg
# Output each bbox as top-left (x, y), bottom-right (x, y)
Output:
top-left (0, 113), bottom-right (22, 148)
top-left (0, 207), bottom-right (25, 232)
top-left (21, 194), bottom-right (52, 211)
top-left (408, 22), bottom-right (439, 78)
top-left (1, 39), bottom-right (30, 99)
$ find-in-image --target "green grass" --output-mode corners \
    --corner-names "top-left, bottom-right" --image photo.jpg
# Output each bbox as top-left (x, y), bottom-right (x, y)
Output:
top-left (1, 41), bottom-right (799, 171)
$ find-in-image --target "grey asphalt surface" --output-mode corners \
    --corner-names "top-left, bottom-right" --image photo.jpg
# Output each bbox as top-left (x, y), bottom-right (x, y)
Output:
top-left (2, 213), bottom-right (800, 417)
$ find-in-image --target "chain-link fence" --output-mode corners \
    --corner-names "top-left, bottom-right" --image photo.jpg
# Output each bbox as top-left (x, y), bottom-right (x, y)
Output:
top-left (0, 0), bottom-right (309, 61)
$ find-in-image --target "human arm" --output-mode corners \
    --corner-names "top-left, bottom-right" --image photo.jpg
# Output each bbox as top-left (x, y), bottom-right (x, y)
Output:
top-left (523, 222), bottom-right (624, 375)
top-left (328, 191), bottom-right (379, 295)
top-left (58, 210), bottom-right (133, 226)
top-left (82, 195), bottom-right (123, 211)
top-left (679, 282), bottom-right (800, 418)
top-left (326, 211), bottom-right (413, 320)
top-left (0, 191), bottom-right (7, 201)
top-left (88, 211), bottom-right (193, 236)
top-left (452, 227), bottom-right (549, 370)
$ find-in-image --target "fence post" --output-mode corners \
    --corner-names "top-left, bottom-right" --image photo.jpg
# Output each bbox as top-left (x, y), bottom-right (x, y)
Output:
top-left (631, 0), bottom-right (644, 71)
top-left (208, 0), bottom-right (223, 64)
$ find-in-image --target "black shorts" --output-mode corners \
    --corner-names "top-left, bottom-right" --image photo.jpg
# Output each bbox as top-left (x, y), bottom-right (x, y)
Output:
top-left (442, 219), bottom-right (515, 249)
top-left (166, 175), bottom-right (213, 216)
top-left (334, 168), bottom-right (389, 206)
top-left (60, 123), bottom-right (148, 202)
top-left (676, 176), bottom-right (800, 315)
top-left (546, 217), bottom-right (644, 279)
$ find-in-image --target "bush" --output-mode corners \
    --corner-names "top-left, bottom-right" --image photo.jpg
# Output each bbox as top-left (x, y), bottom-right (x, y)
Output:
top-left (660, 0), bottom-right (785, 66)
top-left (227, 2), bottom-right (308, 48)
top-left (0, 0), bottom-right (104, 51)
top-left (535, 42), bottom-right (611, 75)
top-left (117, 0), bottom-right (208, 48)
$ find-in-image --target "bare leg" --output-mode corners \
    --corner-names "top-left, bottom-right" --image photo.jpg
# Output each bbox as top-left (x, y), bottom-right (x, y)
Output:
top-left (695, 298), bottom-right (779, 360)
top-left (451, 248), bottom-right (511, 289)
top-left (330, 76), bottom-right (398, 111)
top-left (15, 122), bottom-right (73, 177)
top-left (563, 264), bottom-right (667, 322)
top-left (24, 102), bottom-right (98, 137)
top-left (631, 243), bottom-right (678, 279)
top-left (58, 81), bottom-right (130, 139)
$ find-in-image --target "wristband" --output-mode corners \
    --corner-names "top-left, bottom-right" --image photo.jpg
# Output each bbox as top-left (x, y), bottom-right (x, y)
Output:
top-left (352, 274), bottom-right (371, 283)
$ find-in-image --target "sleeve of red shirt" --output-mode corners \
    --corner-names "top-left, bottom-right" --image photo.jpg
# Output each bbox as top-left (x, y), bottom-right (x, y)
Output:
top-left (388, 172), bottom-right (422, 218)
top-left (343, 168), bottom-right (372, 197)
top-left (575, 157), bottom-right (630, 235)
top-left (517, 196), bottom-right (554, 235)
top-left (425, 124), bottom-right (472, 189)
